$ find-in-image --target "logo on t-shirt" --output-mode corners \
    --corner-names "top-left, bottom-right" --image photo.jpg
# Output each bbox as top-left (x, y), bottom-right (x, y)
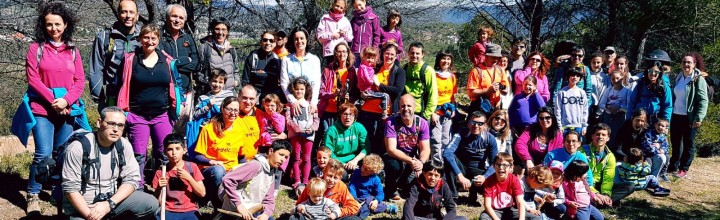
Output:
top-left (561, 96), bottom-right (586, 105)
top-left (492, 192), bottom-right (514, 209)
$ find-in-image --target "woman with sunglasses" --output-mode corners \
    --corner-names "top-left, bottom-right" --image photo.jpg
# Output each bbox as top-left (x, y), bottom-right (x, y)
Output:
top-left (627, 50), bottom-right (673, 123)
top-left (487, 110), bottom-right (513, 156)
top-left (513, 51), bottom-right (551, 102)
top-left (514, 107), bottom-right (563, 172)
top-left (198, 18), bottom-right (240, 93)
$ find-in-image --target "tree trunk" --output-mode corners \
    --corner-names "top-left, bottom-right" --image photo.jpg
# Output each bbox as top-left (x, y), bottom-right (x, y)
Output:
top-left (606, 0), bottom-right (618, 46)
top-left (529, 0), bottom-right (543, 52)
top-left (634, 31), bottom-right (648, 70)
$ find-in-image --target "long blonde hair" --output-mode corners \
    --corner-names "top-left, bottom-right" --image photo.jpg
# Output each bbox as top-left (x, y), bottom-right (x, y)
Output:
top-left (488, 110), bottom-right (511, 141)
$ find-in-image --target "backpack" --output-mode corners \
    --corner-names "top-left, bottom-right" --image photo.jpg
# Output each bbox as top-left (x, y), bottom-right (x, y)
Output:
top-left (403, 63), bottom-right (429, 113)
top-left (393, 115), bottom-right (422, 145)
top-left (35, 132), bottom-right (126, 194)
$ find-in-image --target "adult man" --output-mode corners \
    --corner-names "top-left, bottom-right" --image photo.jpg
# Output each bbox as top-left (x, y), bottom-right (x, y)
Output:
top-left (509, 37), bottom-right (527, 73)
top-left (159, 4), bottom-right (199, 93)
top-left (602, 46), bottom-right (617, 73)
top-left (467, 43), bottom-right (510, 113)
top-left (442, 111), bottom-right (498, 202)
top-left (404, 42), bottom-right (438, 120)
top-left (236, 85), bottom-right (262, 161)
top-left (579, 123), bottom-right (635, 206)
top-left (242, 31), bottom-right (283, 102)
top-left (384, 95), bottom-right (431, 200)
top-left (550, 46), bottom-right (594, 106)
top-left (62, 106), bottom-right (158, 219)
top-left (89, 0), bottom-right (142, 113)
top-left (273, 30), bottom-right (289, 59)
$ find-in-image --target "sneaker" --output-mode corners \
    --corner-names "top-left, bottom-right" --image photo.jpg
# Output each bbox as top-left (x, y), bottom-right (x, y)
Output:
top-left (676, 170), bottom-right (688, 178)
top-left (391, 193), bottom-right (402, 201)
top-left (386, 204), bottom-right (398, 214)
top-left (26, 194), bottom-right (41, 216)
top-left (653, 187), bottom-right (671, 196)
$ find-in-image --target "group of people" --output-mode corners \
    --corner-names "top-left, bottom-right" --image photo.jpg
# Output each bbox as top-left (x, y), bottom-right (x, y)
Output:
top-left (15, 0), bottom-right (710, 220)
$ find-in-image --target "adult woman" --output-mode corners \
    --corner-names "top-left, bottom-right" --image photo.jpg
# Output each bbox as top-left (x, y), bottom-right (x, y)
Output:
top-left (514, 107), bottom-right (563, 170)
top-left (317, 42), bottom-right (356, 147)
top-left (669, 52), bottom-right (709, 178)
top-left (324, 103), bottom-right (369, 170)
top-left (488, 110), bottom-right (513, 156)
top-left (431, 50), bottom-right (457, 163)
top-left (199, 18), bottom-right (239, 92)
top-left (351, 41), bottom-right (406, 154)
top-left (627, 66), bottom-right (672, 122)
top-left (24, 2), bottom-right (83, 214)
top-left (281, 27), bottom-right (322, 115)
top-left (118, 23), bottom-right (180, 187)
top-left (613, 109), bottom-right (648, 162)
top-left (193, 96), bottom-right (241, 208)
top-left (513, 51), bottom-right (551, 102)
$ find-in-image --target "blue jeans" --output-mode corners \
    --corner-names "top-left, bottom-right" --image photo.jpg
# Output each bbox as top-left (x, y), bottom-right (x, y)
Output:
top-left (156, 210), bottom-right (198, 220)
top-left (357, 196), bottom-right (388, 219)
top-left (646, 154), bottom-right (667, 177)
top-left (202, 165), bottom-right (226, 208)
top-left (28, 115), bottom-right (73, 194)
top-left (574, 205), bottom-right (604, 220)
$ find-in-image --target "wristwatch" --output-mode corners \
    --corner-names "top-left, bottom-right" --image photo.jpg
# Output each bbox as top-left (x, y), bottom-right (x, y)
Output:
top-left (107, 199), bottom-right (117, 210)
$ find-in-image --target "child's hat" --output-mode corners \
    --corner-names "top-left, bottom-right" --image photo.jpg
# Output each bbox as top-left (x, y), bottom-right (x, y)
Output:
top-left (549, 160), bottom-right (564, 173)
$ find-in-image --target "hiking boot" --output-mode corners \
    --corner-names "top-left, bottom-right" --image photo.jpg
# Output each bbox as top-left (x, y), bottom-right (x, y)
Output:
top-left (26, 194), bottom-right (41, 216)
top-left (386, 204), bottom-right (398, 214)
top-left (676, 170), bottom-right (688, 178)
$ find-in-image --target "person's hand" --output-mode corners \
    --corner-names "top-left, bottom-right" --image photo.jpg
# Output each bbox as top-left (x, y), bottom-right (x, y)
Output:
top-left (344, 93), bottom-right (350, 102)
top-left (693, 121), bottom-right (702, 128)
top-left (236, 204), bottom-right (253, 220)
top-left (297, 204), bottom-right (306, 214)
top-left (473, 175), bottom-right (486, 187)
top-left (528, 209), bottom-right (541, 216)
top-left (87, 201), bottom-right (111, 220)
top-left (567, 201), bottom-right (578, 209)
top-left (360, 91), bottom-right (369, 100)
top-left (209, 160), bottom-right (224, 166)
top-left (659, 149), bottom-right (665, 155)
top-left (545, 193), bottom-right (557, 202)
top-left (326, 208), bottom-right (337, 220)
top-left (369, 199), bottom-right (379, 211)
top-left (457, 174), bottom-right (472, 190)
top-left (292, 101), bottom-right (302, 116)
top-left (534, 196), bottom-right (544, 204)
top-left (60, 108), bottom-right (70, 115)
top-left (309, 105), bottom-right (317, 115)
top-left (177, 167), bottom-right (193, 181)
top-left (488, 83), bottom-right (498, 93)
top-left (256, 69), bottom-right (265, 74)
top-left (52, 98), bottom-right (69, 110)
top-left (582, 127), bottom-right (587, 136)
top-left (332, 32), bottom-right (341, 39)
top-left (339, 30), bottom-right (346, 37)
top-left (344, 160), bottom-right (359, 170)
top-left (271, 132), bottom-right (287, 140)
top-left (526, 161), bottom-right (535, 170)
top-left (411, 158), bottom-right (423, 171)
top-left (600, 194), bottom-right (612, 206)
top-left (431, 113), bottom-right (440, 126)
top-left (158, 176), bottom-right (168, 187)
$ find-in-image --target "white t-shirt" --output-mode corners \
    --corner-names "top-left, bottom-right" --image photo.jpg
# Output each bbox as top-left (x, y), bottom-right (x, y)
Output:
top-left (673, 75), bottom-right (692, 115)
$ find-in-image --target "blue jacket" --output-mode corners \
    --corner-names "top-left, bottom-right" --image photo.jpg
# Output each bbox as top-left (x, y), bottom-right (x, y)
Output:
top-left (348, 169), bottom-right (384, 201)
top-left (442, 129), bottom-right (497, 178)
top-left (627, 75), bottom-right (673, 121)
top-left (543, 147), bottom-right (594, 186)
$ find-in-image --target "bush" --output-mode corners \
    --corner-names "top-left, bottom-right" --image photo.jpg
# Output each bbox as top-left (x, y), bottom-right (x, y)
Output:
top-left (696, 103), bottom-right (720, 157)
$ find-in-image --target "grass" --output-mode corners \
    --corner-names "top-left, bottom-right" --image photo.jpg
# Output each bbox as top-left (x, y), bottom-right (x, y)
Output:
top-left (2, 151), bottom-right (720, 219)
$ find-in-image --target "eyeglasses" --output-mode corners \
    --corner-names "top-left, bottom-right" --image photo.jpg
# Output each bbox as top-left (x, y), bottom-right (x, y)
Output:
top-left (495, 163), bottom-right (512, 169)
top-left (648, 70), bottom-right (661, 75)
top-left (493, 117), bottom-right (506, 123)
top-left (571, 54), bottom-right (584, 58)
top-left (539, 116), bottom-right (553, 121)
top-left (104, 121), bottom-right (126, 130)
top-left (469, 120), bottom-right (485, 126)
top-left (341, 113), bottom-right (355, 118)
top-left (261, 38), bottom-right (275, 43)
top-left (529, 58), bottom-right (542, 62)
top-left (224, 108), bottom-right (240, 114)
top-left (514, 45), bottom-right (526, 49)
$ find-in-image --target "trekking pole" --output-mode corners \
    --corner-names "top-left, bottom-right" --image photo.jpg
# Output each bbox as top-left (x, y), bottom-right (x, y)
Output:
top-left (160, 161), bottom-right (168, 220)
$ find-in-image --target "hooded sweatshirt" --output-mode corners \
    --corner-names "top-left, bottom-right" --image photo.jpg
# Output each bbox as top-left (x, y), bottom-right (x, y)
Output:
top-left (219, 153), bottom-right (276, 217)
top-left (403, 178), bottom-right (460, 220)
top-left (316, 13), bottom-right (353, 57)
top-left (350, 6), bottom-right (381, 54)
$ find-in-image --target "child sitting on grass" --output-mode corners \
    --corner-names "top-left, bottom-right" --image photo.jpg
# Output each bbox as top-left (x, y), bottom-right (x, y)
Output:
top-left (481, 152), bottom-right (535, 220)
top-left (311, 147), bottom-right (333, 179)
top-left (522, 166), bottom-right (556, 219)
top-left (562, 160), bottom-right (604, 220)
top-left (404, 160), bottom-right (467, 220)
top-left (292, 178), bottom-right (342, 220)
top-left (546, 161), bottom-right (568, 219)
top-left (617, 148), bottom-right (670, 196)
top-left (297, 159), bottom-right (360, 218)
top-left (153, 133), bottom-right (206, 220)
top-left (348, 154), bottom-right (398, 218)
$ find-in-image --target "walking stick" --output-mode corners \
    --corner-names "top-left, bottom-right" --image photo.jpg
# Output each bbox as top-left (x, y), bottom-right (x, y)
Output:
top-left (160, 161), bottom-right (168, 220)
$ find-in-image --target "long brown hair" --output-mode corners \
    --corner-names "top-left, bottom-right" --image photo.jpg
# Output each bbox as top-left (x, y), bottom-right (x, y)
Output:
top-left (211, 96), bottom-right (240, 138)
top-left (524, 51), bottom-right (550, 78)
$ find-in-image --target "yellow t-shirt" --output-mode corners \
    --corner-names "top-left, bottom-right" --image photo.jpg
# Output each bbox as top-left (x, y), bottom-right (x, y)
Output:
top-left (194, 113), bottom-right (260, 171)
top-left (327, 68), bottom-right (349, 113)
top-left (436, 73), bottom-right (456, 106)
top-left (361, 67), bottom-right (391, 114)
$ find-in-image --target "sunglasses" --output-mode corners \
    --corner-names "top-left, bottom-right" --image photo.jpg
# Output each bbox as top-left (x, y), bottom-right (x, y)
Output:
top-left (571, 54), bottom-right (584, 58)
top-left (261, 38), bottom-right (275, 43)
top-left (539, 116), bottom-right (553, 121)
top-left (469, 121), bottom-right (486, 126)
top-left (514, 45), bottom-right (526, 49)
top-left (529, 58), bottom-right (542, 62)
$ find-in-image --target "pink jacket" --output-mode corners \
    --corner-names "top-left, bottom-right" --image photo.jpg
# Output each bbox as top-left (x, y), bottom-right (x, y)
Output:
top-left (316, 14), bottom-right (353, 57)
top-left (117, 50), bottom-right (177, 112)
top-left (356, 63), bottom-right (375, 92)
top-left (26, 42), bottom-right (85, 116)
top-left (513, 67), bottom-right (551, 102)
top-left (514, 127), bottom-right (563, 164)
top-left (562, 180), bottom-right (596, 218)
top-left (318, 63), bottom-right (357, 117)
top-left (256, 110), bottom-right (285, 147)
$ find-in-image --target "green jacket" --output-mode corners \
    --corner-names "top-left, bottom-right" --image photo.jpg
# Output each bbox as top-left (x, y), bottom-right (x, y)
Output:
top-left (324, 121), bottom-right (369, 164)
top-left (404, 61), bottom-right (438, 119)
top-left (673, 69), bottom-right (709, 123)
top-left (580, 144), bottom-right (616, 196)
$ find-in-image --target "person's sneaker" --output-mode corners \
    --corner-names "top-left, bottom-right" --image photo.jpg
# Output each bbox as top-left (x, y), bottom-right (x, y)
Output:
top-left (386, 204), bottom-right (398, 214)
top-left (650, 187), bottom-right (671, 196)
top-left (659, 174), bottom-right (671, 182)
top-left (26, 194), bottom-right (41, 216)
top-left (391, 192), bottom-right (402, 201)
top-left (676, 170), bottom-right (688, 178)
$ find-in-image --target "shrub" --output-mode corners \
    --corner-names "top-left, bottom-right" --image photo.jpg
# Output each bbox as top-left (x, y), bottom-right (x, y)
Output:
top-left (697, 103), bottom-right (720, 157)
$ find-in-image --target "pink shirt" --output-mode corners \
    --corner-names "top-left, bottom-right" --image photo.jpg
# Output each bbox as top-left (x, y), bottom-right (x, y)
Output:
top-left (573, 181), bottom-right (591, 208)
top-left (357, 63), bottom-right (376, 92)
top-left (26, 42), bottom-right (85, 116)
top-left (513, 67), bottom-right (550, 102)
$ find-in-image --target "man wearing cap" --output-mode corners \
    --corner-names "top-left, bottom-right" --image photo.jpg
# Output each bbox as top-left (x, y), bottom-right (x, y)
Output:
top-left (550, 46), bottom-right (594, 107)
top-left (242, 31), bottom-right (283, 102)
top-left (273, 30), bottom-right (289, 59)
top-left (509, 37), bottom-right (527, 73)
top-left (467, 43), bottom-right (510, 113)
top-left (602, 46), bottom-right (617, 73)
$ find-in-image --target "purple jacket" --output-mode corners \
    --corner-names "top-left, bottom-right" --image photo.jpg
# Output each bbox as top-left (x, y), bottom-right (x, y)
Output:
top-left (380, 27), bottom-right (404, 58)
top-left (350, 6), bottom-right (381, 54)
top-left (513, 67), bottom-right (551, 102)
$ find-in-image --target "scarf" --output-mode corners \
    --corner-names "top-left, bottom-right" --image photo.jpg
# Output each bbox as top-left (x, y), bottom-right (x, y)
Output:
top-left (352, 6), bottom-right (375, 20)
top-left (436, 70), bottom-right (452, 79)
top-left (329, 11), bottom-right (345, 21)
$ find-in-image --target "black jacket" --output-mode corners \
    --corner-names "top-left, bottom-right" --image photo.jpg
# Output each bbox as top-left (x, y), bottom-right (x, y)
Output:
top-left (159, 29), bottom-right (199, 75)
top-left (350, 61), bottom-right (406, 114)
top-left (403, 178), bottom-right (459, 220)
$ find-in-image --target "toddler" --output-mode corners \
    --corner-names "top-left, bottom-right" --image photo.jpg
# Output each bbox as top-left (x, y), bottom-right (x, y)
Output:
top-left (348, 154), bottom-right (398, 218)
top-left (641, 119), bottom-right (670, 181)
top-left (296, 159), bottom-right (361, 218)
top-left (617, 148), bottom-right (670, 196)
top-left (256, 94), bottom-right (285, 149)
top-left (354, 47), bottom-right (390, 118)
top-left (292, 178), bottom-right (342, 220)
top-left (562, 160), bottom-right (604, 220)
top-left (468, 25), bottom-right (494, 67)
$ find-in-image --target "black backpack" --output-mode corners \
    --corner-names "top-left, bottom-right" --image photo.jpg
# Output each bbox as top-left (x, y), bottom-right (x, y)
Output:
top-left (36, 132), bottom-right (126, 194)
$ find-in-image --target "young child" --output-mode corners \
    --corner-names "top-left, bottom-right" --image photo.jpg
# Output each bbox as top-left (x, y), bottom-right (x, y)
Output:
top-left (588, 53), bottom-right (609, 125)
top-left (380, 9), bottom-right (404, 60)
top-left (350, 0), bottom-right (381, 67)
top-left (256, 94), bottom-right (286, 149)
top-left (522, 166), bottom-right (556, 219)
top-left (467, 25), bottom-right (494, 68)
top-left (562, 160), bottom-right (604, 220)
top-left (554, 66), bottom-right (589, 138)
top-left (617, 148), bottom-right (670, 196)
top-left (316, 0), bottom-right (353, 63)
top-left (311, 146), bottom-right (333, 179)
top-left (348, 154), bottom-right (398, 218)
top-left (194, 69), bottom-right (236, 119)
top-left (354, 47), bottom-right (390, 118)
top-left (286, 76), bottom-right (321, 196)
top-left (599, 70), bottom-right (631, 146)
top-left (641, 119), bottom-right (670, 181)
top-left (509, 75), bottom-right (546, 133)
top-left (546, 161), bottom-right (568, 220)
top-left (297, 159), bottom-right (361, 218)
top-left (218, 140), bottom-right (292, 219)
top-left (292, 178), bottom-right (342, 220)
top-left (403, 161), bottom-right (467, 220)
top-left (481, 152), bottom-right (531, 220)
top-left (153, 133), bottom-right (206, 220)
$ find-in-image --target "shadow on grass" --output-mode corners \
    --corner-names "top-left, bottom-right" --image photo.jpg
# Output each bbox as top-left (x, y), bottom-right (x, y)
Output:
top-left (609, 198), bottom-right (720, 220)
top-left (0, 171), bottom-right (28, 212)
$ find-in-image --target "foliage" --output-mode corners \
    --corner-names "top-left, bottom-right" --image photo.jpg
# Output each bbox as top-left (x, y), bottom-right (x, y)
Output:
top-left (697, 103), bottom-right (720, 157)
